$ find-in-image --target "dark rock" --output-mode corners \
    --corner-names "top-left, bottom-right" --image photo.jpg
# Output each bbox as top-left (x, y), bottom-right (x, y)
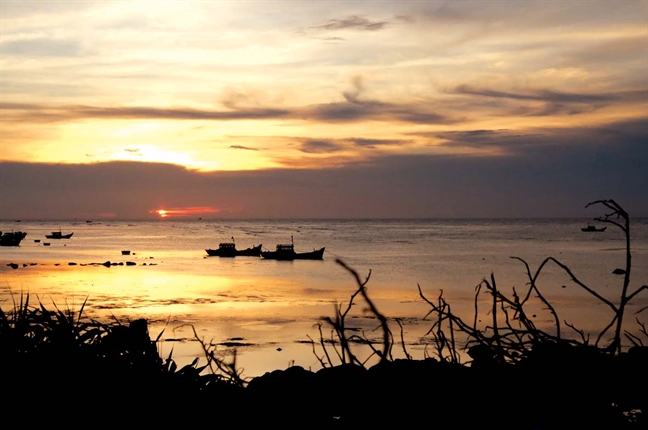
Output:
top-left (468, 343), bottom-right (497, 363)
top-left (247, 366), bottom-right (320, 423)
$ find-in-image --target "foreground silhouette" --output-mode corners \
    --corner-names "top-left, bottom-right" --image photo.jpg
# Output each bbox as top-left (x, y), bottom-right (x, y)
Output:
top-left (2, 200), bottom-right (645, 427)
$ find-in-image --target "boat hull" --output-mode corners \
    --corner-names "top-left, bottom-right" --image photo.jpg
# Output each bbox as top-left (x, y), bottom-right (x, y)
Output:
top-left (45, 232), bottom-right (74, 239)
top-left (581, 227), bottom-right (606, 232)
top-left (0, 231), bottom-right (27, 246)
top-left (261, 247), bottom-right (325, 261)
top-left (205, 245), bottom-right (262, 257)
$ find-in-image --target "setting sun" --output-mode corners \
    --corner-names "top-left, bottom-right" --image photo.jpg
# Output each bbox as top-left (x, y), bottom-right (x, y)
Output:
top-left (150, 207), bottom-right (220, 218)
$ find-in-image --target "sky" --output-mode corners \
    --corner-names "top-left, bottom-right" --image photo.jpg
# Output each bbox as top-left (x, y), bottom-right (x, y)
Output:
top-left (0, 0), bottom-right (646, 219)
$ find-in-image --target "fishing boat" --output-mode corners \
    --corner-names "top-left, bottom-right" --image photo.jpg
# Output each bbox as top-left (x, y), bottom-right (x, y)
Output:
top-left (581, 224), bottom-right (606, 232)
top-left (261, 236), bottom-right (325, 261)
top-left (205, 237), bottom-right (262, 257)
top-left (294, 247), bottom-right (326, 260)
top-left (0, 231), bottom-right (27, 246)
top-left (45, 230), bottom-right (74, 239)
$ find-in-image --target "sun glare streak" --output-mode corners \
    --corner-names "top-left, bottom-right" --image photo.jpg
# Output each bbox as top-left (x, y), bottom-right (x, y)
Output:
top-left (151, 207), bottom-right (221, 218)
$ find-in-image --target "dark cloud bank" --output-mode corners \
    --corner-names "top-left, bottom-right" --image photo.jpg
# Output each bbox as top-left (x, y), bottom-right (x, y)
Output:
top-left (4, 82), bottom-right (643, 126)
top-left (1, 119), bottom-right (646, 220)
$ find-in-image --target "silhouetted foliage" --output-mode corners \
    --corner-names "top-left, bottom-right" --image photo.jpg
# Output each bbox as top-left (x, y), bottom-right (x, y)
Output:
top-left (0, 294), bottom-right (245, 424)
top-left (307, 199), bottom-right (646, 427)
top-left (1, 199), bottom-right (645, 427)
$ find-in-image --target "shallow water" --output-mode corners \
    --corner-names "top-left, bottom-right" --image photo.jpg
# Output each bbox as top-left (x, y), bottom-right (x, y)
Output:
top-left (2, 218), bottom-right (647, 377)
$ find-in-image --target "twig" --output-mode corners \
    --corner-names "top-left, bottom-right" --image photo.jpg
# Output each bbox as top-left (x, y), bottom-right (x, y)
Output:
top-left (395, 318), bottom-right (412, 360)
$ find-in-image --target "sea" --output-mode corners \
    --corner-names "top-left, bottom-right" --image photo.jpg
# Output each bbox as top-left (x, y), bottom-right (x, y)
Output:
top-left (1, 218), bottom-right (647, 377)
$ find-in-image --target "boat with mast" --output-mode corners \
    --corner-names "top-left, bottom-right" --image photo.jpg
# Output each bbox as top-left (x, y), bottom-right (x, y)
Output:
top-left (261, 236), bottom-right (325, 261)
top-left (206, 237), bottom-right (262, 257)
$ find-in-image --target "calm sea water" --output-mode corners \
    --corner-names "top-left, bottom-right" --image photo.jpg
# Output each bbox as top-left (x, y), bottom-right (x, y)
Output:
top-left (2, 218), bottom-right (647, 376)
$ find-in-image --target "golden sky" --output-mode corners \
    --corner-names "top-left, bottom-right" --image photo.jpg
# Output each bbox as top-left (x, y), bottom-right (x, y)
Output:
top-left (0, 1), bottom-right (647, 218)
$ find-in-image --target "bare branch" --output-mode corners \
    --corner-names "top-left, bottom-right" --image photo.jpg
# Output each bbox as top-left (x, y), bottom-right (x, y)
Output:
top-left (565, 321), bottom-right (589, 344)
top-left (395, 318), bottom-right (412, 360)
top-left (625, 285), bottom-right (647, 303)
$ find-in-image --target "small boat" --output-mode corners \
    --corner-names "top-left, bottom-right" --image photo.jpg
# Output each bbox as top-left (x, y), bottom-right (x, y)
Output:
top-left (205, 237), bottom-right (262, 257)
top-left (261, 236), bottom-right (325, 261)
top-left (294, 247), bottom-right (326, 260)
top-left (121, 250), bottom-right (131, 255)
top-left (581, 224), bottom-right (606, 232)
top-left (0, 231), bottom-right (27, 246)
top-left (45, 230), bottom-right (74, 239)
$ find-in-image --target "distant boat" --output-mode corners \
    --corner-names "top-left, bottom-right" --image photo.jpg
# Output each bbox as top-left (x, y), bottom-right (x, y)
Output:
top-left (46, 230), bottom-right (74, 239)
top-left (0, 231), bottom-right (27, 247)
top-left (581, 225), bottom-right (606, 232)
top-left (205, 237), bottom-right (262, 257)
top-left (121, 250), bottom-right (131, 255)
top-left (261, 236), bottom-right (325, 261)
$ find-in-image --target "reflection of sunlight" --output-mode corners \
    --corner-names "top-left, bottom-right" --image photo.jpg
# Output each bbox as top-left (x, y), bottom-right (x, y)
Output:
top-left (0, 266), bottom-right (236, 317)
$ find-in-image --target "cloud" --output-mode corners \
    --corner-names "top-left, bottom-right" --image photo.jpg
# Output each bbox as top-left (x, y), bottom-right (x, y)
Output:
top-left (0, 75), bottom-right (641, 131)
top-left (316, 36), bottom-right (346, 42)
top-left (449, 85), bottom-right (646, 117)
top-left (309, 15), bottom-right (390, 32)
top-left (0, 1), bottom-right (95, 18)
top-left (290, 136), bottom-right (410, 156)
top-left (420, 1), bottom-right (646, 29)
top-left (348, 138), bottom-right (407, 148)
top-left (299, 140), bottom-right (343, 154)
top-left (433, 117), bottom-right (648, 160)
top-left (452, 85), bottom-right (612, 104)
top-left (1, 97), bottom-right (457, 126)
top-left (230, 145), bottom-right (259, 151)
top-left (0, 38), bottom-right (84, 57)
top-left (0, 103), bottom-right (291, 122)
top-left (1, 119), bottom-right (645, 220)
top-left (303, 100), bottom-right (456, 124)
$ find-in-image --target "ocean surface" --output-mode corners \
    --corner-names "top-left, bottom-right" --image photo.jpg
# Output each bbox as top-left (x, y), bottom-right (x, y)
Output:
top-left (2, 218), bottom-right (647, 377)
